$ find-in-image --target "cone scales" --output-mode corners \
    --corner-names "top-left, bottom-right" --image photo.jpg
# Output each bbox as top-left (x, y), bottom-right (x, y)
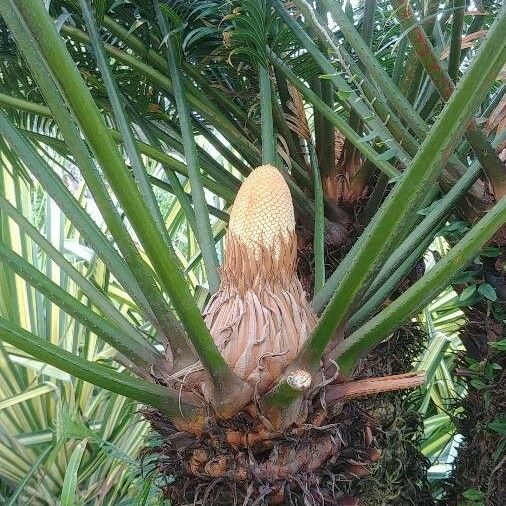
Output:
top-left (204, 165), bottom-right (316, 395)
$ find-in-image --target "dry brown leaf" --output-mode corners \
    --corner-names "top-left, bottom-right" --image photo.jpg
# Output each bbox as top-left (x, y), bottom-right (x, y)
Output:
top-left (276, 133), bottom-right (292, 169)
top-left (484, 94), bottom-right (506, 135)
top-left (284, 83), bottom-right (311, 140)
top-left (440, 30), bottom-right (488, 59)
top-left (335, 130), bottom-right (346, 164)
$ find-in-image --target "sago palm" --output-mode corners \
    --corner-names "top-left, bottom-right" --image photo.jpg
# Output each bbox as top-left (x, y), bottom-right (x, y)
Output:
top-left (0, 0), bottom-right (505, 504)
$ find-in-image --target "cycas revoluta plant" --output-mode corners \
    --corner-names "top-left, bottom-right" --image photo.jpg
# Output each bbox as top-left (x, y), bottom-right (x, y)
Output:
top-left (0, 0), bottom-right (505, 504)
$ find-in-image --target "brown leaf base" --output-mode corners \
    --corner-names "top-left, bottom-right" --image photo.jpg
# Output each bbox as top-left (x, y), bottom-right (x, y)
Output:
top-left (142, 402), bottom-right (378, 505)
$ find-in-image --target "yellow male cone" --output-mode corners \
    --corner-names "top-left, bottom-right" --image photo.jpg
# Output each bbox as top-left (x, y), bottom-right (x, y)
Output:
top-left (204, 165), bottom-right (316, 395)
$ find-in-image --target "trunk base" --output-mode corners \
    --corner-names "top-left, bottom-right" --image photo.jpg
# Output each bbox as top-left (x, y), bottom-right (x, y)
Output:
top-left (143, 327), bottom-right (432, 505)
top-left (142, 402), bottom-right (376, 505)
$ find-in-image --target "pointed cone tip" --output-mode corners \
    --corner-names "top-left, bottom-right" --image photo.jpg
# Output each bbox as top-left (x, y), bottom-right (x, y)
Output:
top-left (228, 165), bottom-right (295, 254)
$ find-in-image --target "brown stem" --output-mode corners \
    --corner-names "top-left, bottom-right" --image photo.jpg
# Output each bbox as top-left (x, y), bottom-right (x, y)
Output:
top-left (325, 371), bottom-right (426, 403)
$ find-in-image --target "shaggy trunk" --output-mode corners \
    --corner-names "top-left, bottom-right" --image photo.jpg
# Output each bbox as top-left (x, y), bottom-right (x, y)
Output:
top-left (322, 132), bottom-right (368, 207)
